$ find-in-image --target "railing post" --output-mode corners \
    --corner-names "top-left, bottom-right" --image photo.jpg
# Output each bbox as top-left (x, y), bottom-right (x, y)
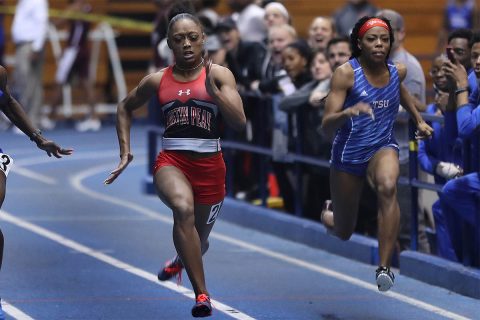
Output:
top-left (223, 126), bottom-right (235, 198)
top-left (475, 193), bottom-right (480, 267)
top-left (257, 97), bottom-right (268, 207)
top-left (148, 128), bottom-right (157, 176)
top-left (294, 110), bottom-right (303, 217)
top-left (144, 126), bottom-right (162, 194)
top-left (408, 119), bottom-right (419, 251)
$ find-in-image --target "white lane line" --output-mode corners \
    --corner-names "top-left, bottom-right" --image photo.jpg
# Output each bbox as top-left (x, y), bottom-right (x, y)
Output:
top-left (70, 163), bottom-right (171, 223)
top-left (2, 299), bottom-right (35, 320)
top-left (212, 234), bottom-right (472, 320)
top-left (10, 150), bottom-right (130, 185)
top-left (3, 149), bottom-right (39, 156)
top-left (11, 166), bottom-right (57, 185)
top-left (71, 163), bottom-right (472, 320)
top-left (0, 212), bottom-right (255, 320)
top-left (14, 150), bottom-right (124, 166)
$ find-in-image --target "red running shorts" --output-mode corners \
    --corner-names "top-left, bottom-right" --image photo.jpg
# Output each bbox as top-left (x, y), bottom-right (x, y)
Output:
top-left (153, 150), bottom-right (226, 205)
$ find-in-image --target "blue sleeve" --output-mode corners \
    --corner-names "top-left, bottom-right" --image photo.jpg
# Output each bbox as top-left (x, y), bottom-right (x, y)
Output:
top-left (457, 104), bottom-right (480, 138)
top-left (443, 110), bottom-right (459, 148)
top-left (467, 71), bottom-right (478, 104)
top-left (418, 139), bottom-right (439, 174)
top-left (417, 104), bottom-right (441, 174)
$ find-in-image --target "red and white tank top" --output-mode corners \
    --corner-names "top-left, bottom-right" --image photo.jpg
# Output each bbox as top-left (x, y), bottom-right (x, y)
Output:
top-left (157, 66), bottom-right (221, 152)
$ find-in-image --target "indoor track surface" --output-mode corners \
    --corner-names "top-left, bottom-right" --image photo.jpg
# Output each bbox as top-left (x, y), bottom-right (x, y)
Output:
top-left (0, 126), bottom-right (478, 320)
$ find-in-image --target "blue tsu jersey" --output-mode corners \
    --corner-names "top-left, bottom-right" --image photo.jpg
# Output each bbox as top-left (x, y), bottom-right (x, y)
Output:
top-left (331, 58), bottom-right (400, 164)
top-left (467, 70), bottom-right (479, 105)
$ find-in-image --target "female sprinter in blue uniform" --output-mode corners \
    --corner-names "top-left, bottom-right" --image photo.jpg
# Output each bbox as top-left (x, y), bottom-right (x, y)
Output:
top-left (320, 16), bottom-right (433, 292)
top-left (104, 13), bottom-right (246, 318)
top-left (0, 65), bottom-right (73, 319)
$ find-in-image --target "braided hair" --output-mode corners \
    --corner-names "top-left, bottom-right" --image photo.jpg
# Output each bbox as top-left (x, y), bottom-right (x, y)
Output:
top-left (167, 12), bottom-right (203, 39)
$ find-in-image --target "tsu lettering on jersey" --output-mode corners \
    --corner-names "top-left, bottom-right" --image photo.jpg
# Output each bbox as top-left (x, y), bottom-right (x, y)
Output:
top-left (372, 99), bottom-right (390, 109)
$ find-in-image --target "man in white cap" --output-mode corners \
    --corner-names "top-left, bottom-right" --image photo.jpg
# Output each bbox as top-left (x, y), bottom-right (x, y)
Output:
top-left (228, 0), bottom-right (267, 42)
top-left (263, 2), bottom-right (290, 28)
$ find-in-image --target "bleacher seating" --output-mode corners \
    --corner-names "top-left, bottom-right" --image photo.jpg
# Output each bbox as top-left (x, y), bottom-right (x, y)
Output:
top-left (2, 0), bottom-right (445, 105)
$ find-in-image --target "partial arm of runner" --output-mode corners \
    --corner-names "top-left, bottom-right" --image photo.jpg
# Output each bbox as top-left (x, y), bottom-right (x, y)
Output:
top-left (0, 66), bottom-right (72, 158)
top-left (205, 60), bottom-right (246, 131)
top-left (321, 64), bottom-right (372, 137)
top-left (105, 72), bottom-right (162, 184)
top-left (397, 63), bottom-right (433, 139)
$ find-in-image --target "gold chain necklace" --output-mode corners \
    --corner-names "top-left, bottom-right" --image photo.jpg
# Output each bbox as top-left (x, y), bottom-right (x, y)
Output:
top-left (174, 58), bottom-right (204, 71)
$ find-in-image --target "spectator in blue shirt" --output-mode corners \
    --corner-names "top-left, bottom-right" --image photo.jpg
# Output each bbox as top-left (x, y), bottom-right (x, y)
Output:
top-left (441, 33), bottom-right (480, 265)
top-left (418, 55), bottom-right (464, 261)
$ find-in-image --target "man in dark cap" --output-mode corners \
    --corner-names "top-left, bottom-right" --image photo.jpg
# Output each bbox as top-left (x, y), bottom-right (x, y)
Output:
top-left (216, 16), bottom-right (266, 91)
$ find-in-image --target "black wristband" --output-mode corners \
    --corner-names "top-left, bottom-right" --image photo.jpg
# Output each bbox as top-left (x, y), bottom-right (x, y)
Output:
top-left (29, 129), bottom-right (42, 142)
top-left (454, 87), bottom-right (468, 95)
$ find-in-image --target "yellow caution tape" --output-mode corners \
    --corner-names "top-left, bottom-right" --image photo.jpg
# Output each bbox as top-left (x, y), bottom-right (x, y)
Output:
top-left (409, 140), bottom-right (418, 152)
top-left (0, 6), bottom-right (153, 33)
top-left (251, 197), bottom-right (284, 209)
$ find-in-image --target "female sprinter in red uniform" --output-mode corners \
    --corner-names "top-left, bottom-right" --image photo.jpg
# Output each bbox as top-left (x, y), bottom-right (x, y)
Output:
top-left (104, 13), bottom-right (246, 318)
top-left (320, 16), bottom-right (433, 292)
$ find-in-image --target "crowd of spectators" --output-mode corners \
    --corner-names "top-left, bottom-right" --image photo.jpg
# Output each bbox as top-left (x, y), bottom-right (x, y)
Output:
top-left (147, 0), bottom-right (478, 267)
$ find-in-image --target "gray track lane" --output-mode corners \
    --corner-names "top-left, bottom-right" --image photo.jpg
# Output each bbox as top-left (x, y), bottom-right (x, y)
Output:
top-left (0, 127), bottom-right (478, 320)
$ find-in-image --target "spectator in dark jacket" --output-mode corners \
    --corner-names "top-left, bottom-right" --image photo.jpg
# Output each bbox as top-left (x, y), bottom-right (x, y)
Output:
top-left (279, 50), bottom-right (332, 220)
top-left (217, 16), bottom-right (266, 91)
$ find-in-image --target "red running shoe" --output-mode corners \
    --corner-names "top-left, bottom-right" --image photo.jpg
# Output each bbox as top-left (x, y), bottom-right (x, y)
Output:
top-left (157, 257), bottom-right (183, 282)
top-left (191, 294), bottom-right (212, 318)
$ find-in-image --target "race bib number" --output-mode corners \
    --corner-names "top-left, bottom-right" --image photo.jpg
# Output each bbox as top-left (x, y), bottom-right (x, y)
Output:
top-left (0, 153), bottom-right (13, 177)
top-left (206, 201), bottom-right (223, 224)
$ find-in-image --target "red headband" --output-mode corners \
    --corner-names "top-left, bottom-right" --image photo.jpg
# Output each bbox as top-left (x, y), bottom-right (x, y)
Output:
top-left (358, 18), bottom-right (389, 38)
